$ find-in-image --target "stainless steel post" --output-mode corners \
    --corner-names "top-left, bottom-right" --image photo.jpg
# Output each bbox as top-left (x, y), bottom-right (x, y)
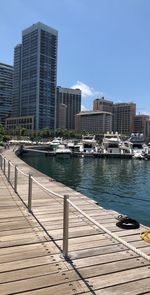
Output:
top-left (63, 194), bottom-right (69, 259)
top-left (14, 165), bottom-right (18, 193)
top-left (1, 156), bottom-right (3, 170)
top-left (8, 160), bottom-right (10, 182)
top-left (0, 155), bottom-right (2, 170)
top-left (3, 157), bottom-right (6, 175)
top-left (28, 174), bottom-right (32, 213)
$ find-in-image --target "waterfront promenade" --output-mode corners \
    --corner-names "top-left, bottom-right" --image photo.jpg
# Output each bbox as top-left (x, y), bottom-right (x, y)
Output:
top-left (0, 149), bottom-right (150, 294)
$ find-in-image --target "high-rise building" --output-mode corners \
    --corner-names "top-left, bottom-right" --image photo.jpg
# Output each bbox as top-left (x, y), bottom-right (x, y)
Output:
top-left (5, 115), bottom-right (34, 133)
top-left (56, 103), bottom-right (67, 129)
top-left (134, 114), bottom-right (150, 141)
top-left (93, 97), bottom-right (113, 113)
top-left (56, 87), bottom-right (81, 130)
top-left (75, 111), bottom-right (112, 133)
top-left (0, 63), bottom-right (13, 124)
top-left (12, 22), bottom-right (58, 130)
top-left (113, 102), bottom-right (136, 134)
top-left (12, 44), bottom-right (22, 117)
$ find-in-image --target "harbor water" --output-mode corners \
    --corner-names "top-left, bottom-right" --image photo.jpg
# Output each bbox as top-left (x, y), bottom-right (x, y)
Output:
top-left (19, 152), bottom-right (150, 227)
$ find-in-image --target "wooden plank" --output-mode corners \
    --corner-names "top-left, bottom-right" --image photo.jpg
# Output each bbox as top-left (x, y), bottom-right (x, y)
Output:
top-left (0, 242), bottom-right (48, 256)
top-left (0, 269), bottom-right (80, 294)
top-left (0, 227), bottom-right (42, 237)
top-left (0, 231), bottom-right (47, 242)
top-left (94, 277), bottom-right (150, 294)
top-left (72, 257), bottom-right (149, 279)
top-left (72, 250), bottom-right (138, 268)
top-left (69, 243), bottom-right (127, 259)
top-left (20, 281), bottom-right (88, 295)
top-left (47, 226), bottom-right (102, 240)
top-left (0, 245), bottom-right (60, 264)
top-left (1, 152), bottom-right (150, 295)
top-left (0, 254), bottom-right (63, 272)
top-left (82, 266), bottom-right (150, 290)
top-left (57, 237), bottom-right (119, 252)
top-left (0, 262), bottom-right (70, 283)
top-left (0, 236), bottom-right (48, 248)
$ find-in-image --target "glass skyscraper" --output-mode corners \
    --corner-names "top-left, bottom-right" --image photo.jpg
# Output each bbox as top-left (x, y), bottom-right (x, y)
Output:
top-left (13, 44), bottom-right (22, 117)
top-left (13, 22), bottom-right (58, 130)
top-left (0, 63), bottom-right (13, 124)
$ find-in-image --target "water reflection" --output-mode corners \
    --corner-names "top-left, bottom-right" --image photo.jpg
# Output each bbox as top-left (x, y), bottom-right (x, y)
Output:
top-left (20, 153), bottom-right (150, 227)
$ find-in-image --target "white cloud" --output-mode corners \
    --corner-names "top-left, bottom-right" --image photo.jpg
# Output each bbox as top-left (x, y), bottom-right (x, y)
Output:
top-left (81, 104), bottom-right (88, 111)
top-left (137, 109), bottom-right (150, 116)
top-left (71, 81), bottom-right (103, 98)
top-left (115, 100), bottom-right (123, 103)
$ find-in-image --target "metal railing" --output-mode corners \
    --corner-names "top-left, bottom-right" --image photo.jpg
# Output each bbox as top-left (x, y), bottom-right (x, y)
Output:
top-left (0, 153), bottom-right (150, 262)
top-left (0, 154), bottom-right (69, 258)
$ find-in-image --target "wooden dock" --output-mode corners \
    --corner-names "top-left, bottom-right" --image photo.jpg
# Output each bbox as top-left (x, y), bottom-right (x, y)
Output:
top-left (0, 149), bottom-right (150, 294)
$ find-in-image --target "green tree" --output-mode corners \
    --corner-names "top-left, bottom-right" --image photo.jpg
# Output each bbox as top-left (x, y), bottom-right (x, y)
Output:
top-left (0, 124), bottom-right (5, 135)
top-left (40, 128), bottom-right (50, 139)
top-left (3, 135), bottom-right (11, 142)
top-left (20, 128), bottom-right (28, 137)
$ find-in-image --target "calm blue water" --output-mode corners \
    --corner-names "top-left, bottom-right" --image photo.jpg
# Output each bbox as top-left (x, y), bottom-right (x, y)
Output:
top-left (20, 152), bottom-right (150, 227)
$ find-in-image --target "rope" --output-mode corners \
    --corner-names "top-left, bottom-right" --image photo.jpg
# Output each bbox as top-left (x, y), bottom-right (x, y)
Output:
top-left (9, 161), bottom-right (15, 167)
top-left (116, 215), bottom-right (140, 229)
top-left (31, 176), bottom-right (63, 199)
top-left (17, 167), bottom-right (28, 177)
top-left (68, 199), bottom-right (150, 262)
top-left (1, 154), bottom-right (150, 262)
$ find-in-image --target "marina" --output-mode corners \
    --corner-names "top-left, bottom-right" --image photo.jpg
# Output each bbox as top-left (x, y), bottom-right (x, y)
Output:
top-left (1, 5), bottom-right (150, 294)
top-left (0, 149), bottom-right (150, 294)
top-left (20, 150), bottom-right (150, 227)
top-left (19, 132), bottom-right (150, 160)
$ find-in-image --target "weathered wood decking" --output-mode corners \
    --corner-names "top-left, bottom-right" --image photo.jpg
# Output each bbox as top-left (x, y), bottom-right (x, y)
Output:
top-left (0, 149), bottom-right (150, 294)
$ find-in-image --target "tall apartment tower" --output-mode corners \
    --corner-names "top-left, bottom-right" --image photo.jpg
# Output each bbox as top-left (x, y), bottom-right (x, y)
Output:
top-left (12, 22), bottom-right (58, 130)
top-left (56, 87), bottom-right (81, 130)
top-left (134, 114), bottom-right (150, 141)
top-left (0, 63), bottom-right (13, 124)
top-left (93, 97), bottom-right (113, 113)
top-left (113, 102), bottom-right (136, 134)
top-left (12, 44), bottom-right (22, 117)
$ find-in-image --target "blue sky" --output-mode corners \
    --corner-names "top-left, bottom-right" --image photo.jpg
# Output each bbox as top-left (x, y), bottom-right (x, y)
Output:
top-left (1, 0), bottom-right (150, 113)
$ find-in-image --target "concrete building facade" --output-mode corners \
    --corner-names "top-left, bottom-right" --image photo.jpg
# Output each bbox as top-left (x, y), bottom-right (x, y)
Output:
top-left (113, 102), bottom-right (136, 135)
top-left (134, 114), bottom-right (150, 141)
top-left (0, 63), bottom-right (13, 124)
top-left (5, 115), bottom-right (34, 133)
top-left (75, 111), bottom-right (112, 133)
top-left (56, 87), bottom-right (81, 130)
top-left (93, 97), bottom-right (113, 113)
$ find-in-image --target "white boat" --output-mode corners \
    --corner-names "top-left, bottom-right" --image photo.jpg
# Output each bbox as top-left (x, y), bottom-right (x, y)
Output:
top-left (55, 144), bottom-right (72, 155)
top-left (50, 137), bottom-right (63, 149)
top-left (79, 134), bottom-right (99, 154)
top-left (133, 151), bottom-right (145, 159)
top-left (125, 133), bottom-right (148, 159)
top-left (101, 132), bottom-right (125, 155)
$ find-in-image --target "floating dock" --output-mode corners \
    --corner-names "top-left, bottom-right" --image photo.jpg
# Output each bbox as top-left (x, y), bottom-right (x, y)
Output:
top-left (0, 149), bottom-right (150, 294)
top-left (23, 147), bottom-right (133, 158)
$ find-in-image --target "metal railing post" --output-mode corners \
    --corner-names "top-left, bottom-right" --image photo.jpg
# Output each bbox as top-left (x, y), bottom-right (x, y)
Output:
top-left (28, 174), bottom-right (32, 213)
top-left (8, 160), bottom-right (10, 182)
top-left (14, 165), bottom-right (18, 193)
top-left (0, 155), bottom-right (2, 170)
top-left (63, 194), bottom-right (69, 259)
top-left (3, 157), bottom-right (6, 175)
top-left (1, 157), bottom-right (4, 171)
